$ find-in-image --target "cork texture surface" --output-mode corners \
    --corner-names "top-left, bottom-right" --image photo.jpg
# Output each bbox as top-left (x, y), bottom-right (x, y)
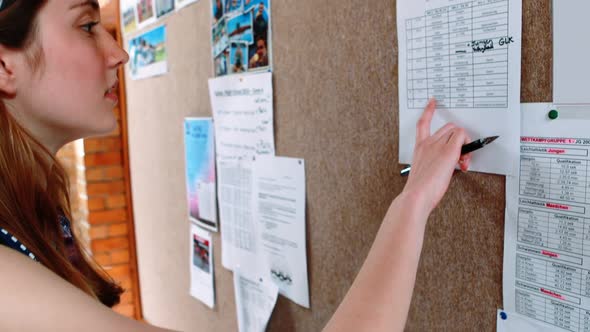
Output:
top-left (124, 0), bottom-right (552, 331)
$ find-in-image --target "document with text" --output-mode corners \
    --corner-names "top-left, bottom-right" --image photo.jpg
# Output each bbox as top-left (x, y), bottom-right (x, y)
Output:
top-left (504, 103), bottom-right (590, 331)
top-left (233, 268), bottom-right (279, 332)
top-left (208, 72), bottom-right (275, 271)
top-left (251, 156), bottom-right (309, 308)
top-left (397, 0), bottom-right (522, 175)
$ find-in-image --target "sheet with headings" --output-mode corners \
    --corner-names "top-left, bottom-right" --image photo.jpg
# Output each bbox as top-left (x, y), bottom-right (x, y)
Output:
top-left (504, 103), bottom-right (590, 332)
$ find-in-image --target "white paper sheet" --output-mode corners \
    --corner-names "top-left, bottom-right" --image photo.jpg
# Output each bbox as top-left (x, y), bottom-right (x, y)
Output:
top-left (233, 268), bottom-right (279, 332)
top-left (217, 159), bottom-right (260, 271)
top-left (251, 156), bottom-right (309, 308)
top-left (497, 309), bottom-right (559, 332)
top-left (209, 72), bottom-right (275, 161)
top-left (189, 224), bottom-right (215, 308)
top-left (397, 0), bottom-right (522, 175)
top-left (553, 0), bottom-right (590, 105)
top-left (503, 103), bottom-right (590, 331)
top-left (209, 72), bottom-right (275, 271)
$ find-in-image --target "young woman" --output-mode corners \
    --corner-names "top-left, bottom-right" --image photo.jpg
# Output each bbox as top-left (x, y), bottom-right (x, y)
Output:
top-left (0, 0), bottom-right (470, 330)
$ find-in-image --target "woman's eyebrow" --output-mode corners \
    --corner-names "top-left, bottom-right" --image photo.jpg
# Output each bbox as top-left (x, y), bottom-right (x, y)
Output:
top-left (69, 0), bottom-right (99, 11)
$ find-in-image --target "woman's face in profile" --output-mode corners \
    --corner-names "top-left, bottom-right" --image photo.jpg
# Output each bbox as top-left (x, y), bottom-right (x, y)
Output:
top-left (7, 0), bottom-right (129, 145)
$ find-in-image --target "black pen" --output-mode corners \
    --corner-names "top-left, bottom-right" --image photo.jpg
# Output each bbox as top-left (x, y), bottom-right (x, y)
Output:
top-left (400, 136), bottom-right (499, 177)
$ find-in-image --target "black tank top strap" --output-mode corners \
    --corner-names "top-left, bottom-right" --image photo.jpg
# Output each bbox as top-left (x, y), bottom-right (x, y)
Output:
top-left (0, 227), bottom-right (39, 262)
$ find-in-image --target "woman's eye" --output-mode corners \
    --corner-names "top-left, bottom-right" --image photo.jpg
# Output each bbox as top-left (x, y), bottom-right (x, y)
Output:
top-left (81, 22), bottom-right (99, 33)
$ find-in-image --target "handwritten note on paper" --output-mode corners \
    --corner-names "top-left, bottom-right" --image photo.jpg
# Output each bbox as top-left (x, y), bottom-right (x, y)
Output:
top-left (208, 72), bottom-right (275, 161)
top-left (208, 72), bottom-right (275, 272)
top-left (397, 0), bottom-right (522, 175)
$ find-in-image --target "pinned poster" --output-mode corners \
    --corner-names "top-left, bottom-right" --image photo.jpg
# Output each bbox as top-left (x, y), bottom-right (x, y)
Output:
top-left (128, 25), bottom-right (168, 80)
top-left (120, 0), bottom-right (137, 35)
top-left (183, 118), bottom-right (218, 232)
top-left (155, 0), bottom-right (175, 18)
top-left (190, 224), bottom-right (215, 308)
top-left (211, 0), bottom-right (272, 77)
top-left (135, 0), bottom-right (157, 30)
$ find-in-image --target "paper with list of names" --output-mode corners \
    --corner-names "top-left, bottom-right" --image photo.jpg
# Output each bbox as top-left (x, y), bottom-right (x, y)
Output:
top-left (503, 103), bottom-right (590, 332)
top-left (208, 73), bottom-right (275, 272)
top-left (397, 0), bottom-right (522, 175)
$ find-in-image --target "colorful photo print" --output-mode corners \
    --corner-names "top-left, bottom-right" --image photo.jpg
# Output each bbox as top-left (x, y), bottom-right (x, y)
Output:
top-left (225, 0), bottom-right (243, 16)
top-left (210, 0), bottom-right (271, 76)
top-left (244, 0), bottom-right (268, 15)
top-left (193, 233), bottom-right (211, 274)
top-left (136, 0), bottom-right (156, 27)
top-left (211, 17), bottom-right (228, 57)
top-left (229, 42), bottom-right (248, 74)
top-left (214, 51), bottom-right (228, 77)
top-left (128, 25), bottom-right (168, 80)
top-left (121, 0), bottom-right (137, 35)
top-left (248, 31), bottom-right (269, 70)
top-left (211, 0), bottom-right (225, 24)
top-left (183, 118), bottom-right (218, 231)
top-left (227, 10), bottom-right (253, 44)
top-left (155, 0), bottom-right (175, 18)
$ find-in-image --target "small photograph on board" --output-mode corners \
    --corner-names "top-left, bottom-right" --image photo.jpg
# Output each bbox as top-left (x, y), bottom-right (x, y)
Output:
top-left (229, 42), bottom-right (248, 74)
top-left (227, 10), bottom-right (253, 44)
top-left (244, 0), bottom-right (268, 15)
top-left (212, 17), bottom-right (228, 57)
top-left (247, 0), bottom-right (270, 71)
top-left (121, 0), bottom-right (137, 35)
top-left (190, 224), bottom-right (215, 308)
top-left (136, 0), bottom-right (157, 28)
top-left (225, 0), bottom-right (243, 16)
top-left (212, 0), bottom-right (225, 24)
top-left (128, 25), bottom-right (168, 80)
top-left (248, 33), bottom-right (269, 70)
top-left (183, 118), bottom-right (218, 231)
top-left (214, 51), bottom-right (228, 77)
top-left (155, 0), bottom-right (175, 18)
top-left (175, 0), bottom-right (199, 10)
top-left (193, 232), bottom-right (211, 274)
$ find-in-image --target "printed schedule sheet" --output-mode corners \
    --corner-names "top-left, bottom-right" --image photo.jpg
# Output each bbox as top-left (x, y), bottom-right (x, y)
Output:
top-left (504, 104), bottom-right (590, 332)
top-left (397, 0), bottom-right (522, 175)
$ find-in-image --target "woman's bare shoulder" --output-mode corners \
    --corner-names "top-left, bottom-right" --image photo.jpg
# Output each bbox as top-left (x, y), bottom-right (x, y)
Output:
top-left (0, 246), bottom-right (174, 332)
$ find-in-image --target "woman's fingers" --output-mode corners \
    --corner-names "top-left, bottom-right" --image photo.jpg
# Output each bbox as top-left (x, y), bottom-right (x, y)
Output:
top-left (415, 98), bottom-right (436, 144)
top-left (446, 127), bottom-right (467, 153)
top-left (432, 123), bottom-right (456, 141)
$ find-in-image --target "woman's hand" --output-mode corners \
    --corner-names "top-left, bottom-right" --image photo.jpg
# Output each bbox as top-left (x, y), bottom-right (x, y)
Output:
top-left (402, 98), bottom-right (471, 213)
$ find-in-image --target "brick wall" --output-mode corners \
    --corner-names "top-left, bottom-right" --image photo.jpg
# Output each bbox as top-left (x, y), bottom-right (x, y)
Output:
top-left (83, 100), bottom-right (140, 318)
top-left (56, 140), bottom-right (90, 251)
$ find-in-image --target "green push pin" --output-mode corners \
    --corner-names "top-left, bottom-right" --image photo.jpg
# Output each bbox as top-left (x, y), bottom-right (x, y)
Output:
top-left (548, 109), bottom-right (559, 120)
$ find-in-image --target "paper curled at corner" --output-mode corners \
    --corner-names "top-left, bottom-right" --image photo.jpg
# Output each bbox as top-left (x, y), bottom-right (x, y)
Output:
top-left (233, 268), bottom-right (278, 332)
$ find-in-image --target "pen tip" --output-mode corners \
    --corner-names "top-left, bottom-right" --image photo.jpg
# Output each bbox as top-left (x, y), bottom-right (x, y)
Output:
top-left (484, 136), bottom-right (500, 145)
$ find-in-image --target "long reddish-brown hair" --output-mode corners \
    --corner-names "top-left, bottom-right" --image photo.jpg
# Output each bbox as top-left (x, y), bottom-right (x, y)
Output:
top-left (0, 0), bottom-right (122, 307)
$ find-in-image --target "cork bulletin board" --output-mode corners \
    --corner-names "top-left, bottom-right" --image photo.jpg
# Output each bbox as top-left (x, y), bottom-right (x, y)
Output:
top-left (124, 0), bottom-right (552, 331)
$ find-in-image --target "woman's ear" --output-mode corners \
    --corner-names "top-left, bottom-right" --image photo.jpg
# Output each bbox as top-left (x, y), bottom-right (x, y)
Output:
top-left (0, 46), bottom-right (17, 97)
